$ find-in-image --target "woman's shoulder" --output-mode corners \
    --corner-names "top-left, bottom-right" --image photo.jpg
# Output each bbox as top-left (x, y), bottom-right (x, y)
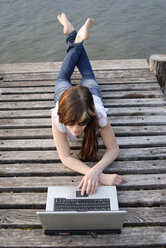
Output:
top-left (51, 102), bottom-right (66, 133)
top-left (92, 95), bottom-right (108, 128)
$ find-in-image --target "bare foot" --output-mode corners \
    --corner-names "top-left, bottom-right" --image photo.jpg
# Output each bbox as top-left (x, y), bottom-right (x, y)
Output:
top-left (57, 13), bottom-right (74, 35)
top-left (74, 18), bottom-right (94, 43)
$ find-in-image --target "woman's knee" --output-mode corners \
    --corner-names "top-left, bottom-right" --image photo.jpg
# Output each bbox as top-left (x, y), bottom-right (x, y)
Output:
top-left (54, 79), bottom-right (72, 103)
top-left (81, 77), bottom-right (98, 88)
top-left (81, 79), bottom-right (102, 99)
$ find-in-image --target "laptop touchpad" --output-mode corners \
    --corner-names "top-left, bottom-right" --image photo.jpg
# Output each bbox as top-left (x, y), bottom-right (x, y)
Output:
top-left (76, 191), bottom-right (88, 197)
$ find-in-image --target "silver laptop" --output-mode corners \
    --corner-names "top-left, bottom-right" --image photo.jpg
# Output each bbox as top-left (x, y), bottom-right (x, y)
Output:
top-left (37, 186), bottom-right (127, 234)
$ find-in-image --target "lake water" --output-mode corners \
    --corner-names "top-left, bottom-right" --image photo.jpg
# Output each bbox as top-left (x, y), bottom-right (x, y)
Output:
top-left (0, 0), bottom-right (166, 63)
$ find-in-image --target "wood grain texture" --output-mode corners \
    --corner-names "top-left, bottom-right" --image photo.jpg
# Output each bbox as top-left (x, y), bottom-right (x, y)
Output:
top-left (1, 126), bottom-right (166, 139)
top-left (1, 106), bottom-right (166, 118)
top-left (0, 59), bottom-right (166, 247)
top-left (1, 98), bottom-right (166, 110)
top-left (0, 227), bottom-right (166, 247)
top-left (1, 116), bottom-right (166, 129)
top-left (1, 190), bottom-right (165, 207)
top-left (0, 174), bottom-right (165, 191)
top-left (0, 147), bottom-right (166, 163)
top-left (0, 160), bottom-right (166, 176)
top-left (0, 60), bottom-right (149, 74)
top-left (1, 207), bottom-right (166, 228)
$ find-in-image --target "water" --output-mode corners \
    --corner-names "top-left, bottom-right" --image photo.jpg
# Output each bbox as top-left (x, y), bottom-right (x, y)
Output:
top-left (0, 0), bottom-right (166, 63)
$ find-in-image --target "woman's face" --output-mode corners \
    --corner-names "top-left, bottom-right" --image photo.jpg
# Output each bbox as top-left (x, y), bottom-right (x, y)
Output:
top-left (66, 123), bottom-right (86, 137)
top-left (66, 112), bottom-right (91, 137)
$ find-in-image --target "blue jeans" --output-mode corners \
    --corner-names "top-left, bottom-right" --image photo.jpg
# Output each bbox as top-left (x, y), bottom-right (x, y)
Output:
top-left (54, 30), bottom-right (103, 104)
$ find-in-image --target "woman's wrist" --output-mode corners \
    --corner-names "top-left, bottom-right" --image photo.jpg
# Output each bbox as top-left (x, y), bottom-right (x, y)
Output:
top-left (91, 165), bottom-right (103, 177)
top-left (98, 173), bottom-right (106, 184)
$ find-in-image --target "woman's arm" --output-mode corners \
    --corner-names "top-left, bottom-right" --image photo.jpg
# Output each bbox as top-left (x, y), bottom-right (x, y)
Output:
top-left (78, 119), bottom-right (127, 194)
top-left (94, 119), bottom-right (120, 172)
top-left (97, 119), bottom-right (127, 186)
top-left (52, 113), bottom-right (92, 175)
top-left (52, 113), bottom-right (101, 195)
top-left (52, 114), bottom-right (126, 195)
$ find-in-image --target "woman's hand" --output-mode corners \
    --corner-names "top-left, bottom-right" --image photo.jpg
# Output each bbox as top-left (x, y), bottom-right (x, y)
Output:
top-left (100, 173), bottom-right (128, 186)
top-left (78, 168), bottom-right (101, 196)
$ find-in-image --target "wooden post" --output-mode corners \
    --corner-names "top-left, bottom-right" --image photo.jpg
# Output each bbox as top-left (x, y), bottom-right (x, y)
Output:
top-left (149, 54), bottom-right (166, 94)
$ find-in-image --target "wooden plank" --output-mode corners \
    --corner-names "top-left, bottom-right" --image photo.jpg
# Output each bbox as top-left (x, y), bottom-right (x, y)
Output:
top-left (0, 226), bottom-right (166, 247)
top-left (0, 90), bottom-right (164, 102)
top-left (0, 174), bottom-right (165, 191)
top-left (0, 207), bottom-right (166, 228)
top-left (0, 82), bottom-right (161, 93)
top-left (1, 116), bottom-right (166, 128)
top-left (1, 190), bottom-right (165, 207)
top-left (1, 135), bottom-right (166, 150)
top-left (0, 78), bottom-right (158, 87)
top-left (0, 80), bottom-right (159, 89)
top-left (0, 93), bottom-right (54, 101)
top-left (2, 69), bottom-right (156, 82)
top-left (108, 116), bottom-right (166, 126)
top-left (0, 128), bottom-right (50, 139)
top-left (0, 128), bottom-right (52, 139)
top-left (0, 60), bottom-right (149, 74)
top-left (0, 62), bottom-right (61, 74)
top-left (1, 106), bottom-right (166, 118)
top-left (113, 125), bottom-right (166, 136)
top-left (0, 100), bottom-right (53, 109)
top-left (0, 192), bottom-right (47, 207)
top-left (107, 106), bottom-right (166, 115)
top-left (0, 60), bottom-right (165, 248)
top-left (0, 160), bottom-right (166, 176)
top-left (1, 98), bottom-right (166, 110)
top-left (1, 126), bottom-right (166, 139)
top-left (104, 98), bottom-right (166, 107)
top-left (116, 135), bottom-right (166, 147)
top-left (0, 118), bottom-right (52, 128)
top-left (0, 147), bottom-right (166, 163)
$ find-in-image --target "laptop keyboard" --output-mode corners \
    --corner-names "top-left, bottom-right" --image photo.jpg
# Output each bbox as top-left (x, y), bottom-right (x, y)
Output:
top-left (54, 198), bottom-right (111, 212)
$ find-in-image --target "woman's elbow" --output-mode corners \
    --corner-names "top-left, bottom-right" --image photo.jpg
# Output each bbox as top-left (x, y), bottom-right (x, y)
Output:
top-left (60, 156), bottom-right (67, 165)
top-left (116, 144), bottom-right (120, 157)
top-left (107, 143), bottom-right (120, 159)
top-left (60, 155), bottom-right (71, 167)
top-left (113, 143), bottom-right (120, 158)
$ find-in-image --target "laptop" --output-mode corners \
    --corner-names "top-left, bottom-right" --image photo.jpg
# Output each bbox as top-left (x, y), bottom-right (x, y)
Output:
top-left (37, 186), bottom-right (127, 235)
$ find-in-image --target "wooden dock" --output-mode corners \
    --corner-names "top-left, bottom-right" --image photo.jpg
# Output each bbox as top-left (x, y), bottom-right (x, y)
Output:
top-left (0, 59), bottom-right (166, 247)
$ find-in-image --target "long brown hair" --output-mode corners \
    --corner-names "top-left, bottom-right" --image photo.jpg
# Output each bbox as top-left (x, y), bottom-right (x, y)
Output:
top-left (58, 85), bottom-right (100, 161)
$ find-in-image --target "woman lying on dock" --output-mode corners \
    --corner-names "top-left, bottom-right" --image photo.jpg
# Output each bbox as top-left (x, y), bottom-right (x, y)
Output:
top-left (51, 13), bottom-right (127, 196)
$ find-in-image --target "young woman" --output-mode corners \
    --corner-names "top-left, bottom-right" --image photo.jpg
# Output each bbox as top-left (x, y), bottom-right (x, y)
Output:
top-left (52, 13), bottom-right (127, 196)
